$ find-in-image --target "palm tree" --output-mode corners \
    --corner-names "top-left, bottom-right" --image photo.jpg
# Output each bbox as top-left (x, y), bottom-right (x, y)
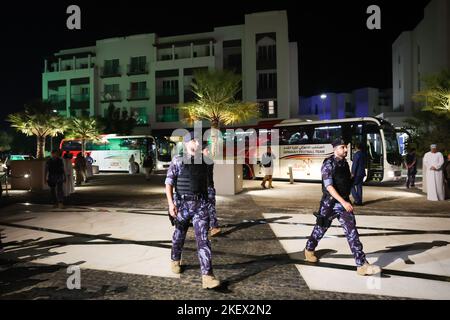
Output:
top-left (8, 100), bottom-right (68, 158)
top-left (66, 117), bottom-right (103, 155)
top-left (413, 69), bottom-right (450, 113)
top-left (179, 70), bottom-right (259, 155)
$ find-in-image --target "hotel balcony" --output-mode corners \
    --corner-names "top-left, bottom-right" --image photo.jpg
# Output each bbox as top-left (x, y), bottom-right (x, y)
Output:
top-left (100, 66), bottom-right (121, 78)
top-left (100, 91), bottom-right (122, 102)
top-left (156, 88), bottom-right (179, 104)
top-left (127, 63), bottom-right (149, 76)
top-left (127, 89), bottom-right (149, 101)
top-left (48, 94), bottom-right (67, 111)
top-left (70, 93), bottom-right (90, 109)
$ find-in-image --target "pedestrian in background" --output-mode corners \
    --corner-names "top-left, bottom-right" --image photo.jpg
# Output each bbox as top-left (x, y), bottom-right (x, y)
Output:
top-left (143, 153), bottom-right (154, 181)
top-left (45, 149), bottom-right (65, 208)
top-left (85, 152), bottom-right (94, 180)
top-left (423, 144), bottom-right (445, 201)
top-left (351, 143), bottom-right (366, 205)
top-left (74, 152), bottom-right (87, 186)
top-left (62, 152), bottom-right (74, 199)
top-left (129, 154), bottom-right (138, 174)
top-left (261, 146), bottom-right (276, 189)
top-left (444, 154), bottom-right (450, 199)
top-left (405, 148), bottom-right (417, 188)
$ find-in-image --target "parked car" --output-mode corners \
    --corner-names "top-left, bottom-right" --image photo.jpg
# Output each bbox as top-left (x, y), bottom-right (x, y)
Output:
top-left (1, 154), bottom-right (34, 172)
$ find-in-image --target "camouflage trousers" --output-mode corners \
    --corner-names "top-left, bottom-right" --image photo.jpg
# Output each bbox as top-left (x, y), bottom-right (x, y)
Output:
top-left (207, 188), bottom-right (219, 229)
top-left (171, 198), bottom-right (213, 275)
top-left (305, 197), bottom-right (367, 267)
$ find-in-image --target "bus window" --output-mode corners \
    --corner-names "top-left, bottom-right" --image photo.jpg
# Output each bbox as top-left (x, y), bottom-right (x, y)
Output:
top-left (312, 125), bottom-right (342, 144)
top-left (61, 140), bottom-right (82, 152)
top-left (280, 126), bottom-right (312, 145)
top-left (349, 123), bottom-right (364, 161)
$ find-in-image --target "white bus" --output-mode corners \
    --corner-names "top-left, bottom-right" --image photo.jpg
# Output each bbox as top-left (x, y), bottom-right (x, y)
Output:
top-left (60, 134), bottom-right (176, 172)
top-left (253, 117), bottom-right (403, 182)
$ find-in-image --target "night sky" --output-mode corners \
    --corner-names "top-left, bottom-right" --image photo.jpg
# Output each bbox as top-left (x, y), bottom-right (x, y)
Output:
top-left (0, 0), bottom-right (430, 129)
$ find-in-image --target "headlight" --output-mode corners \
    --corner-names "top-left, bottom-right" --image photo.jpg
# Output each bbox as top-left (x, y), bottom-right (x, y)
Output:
top-left (387, 170), bottom-right (395, 178)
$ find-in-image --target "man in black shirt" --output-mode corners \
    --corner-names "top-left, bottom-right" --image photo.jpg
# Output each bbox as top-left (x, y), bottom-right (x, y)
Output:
top-left (405, 148), bottom-right (417, 188)
top-left (45, 150), bottom-right (66, 208)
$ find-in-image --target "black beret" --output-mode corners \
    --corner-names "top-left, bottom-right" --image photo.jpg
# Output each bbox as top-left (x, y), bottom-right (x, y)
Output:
top-left (332, 138), bottom-right (347, 148)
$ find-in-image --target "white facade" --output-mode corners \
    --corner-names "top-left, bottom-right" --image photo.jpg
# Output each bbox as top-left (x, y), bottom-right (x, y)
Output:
top-left (42, 11), bottom-right (299, 134)
top-left (392, 0), bottom-right (450, 114)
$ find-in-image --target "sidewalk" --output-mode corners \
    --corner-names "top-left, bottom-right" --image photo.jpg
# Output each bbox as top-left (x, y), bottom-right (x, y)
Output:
top-left (1, 174), bottom-right (449, 299)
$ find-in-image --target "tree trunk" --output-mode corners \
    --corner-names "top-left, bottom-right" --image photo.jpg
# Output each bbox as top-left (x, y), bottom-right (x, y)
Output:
top-left (82, 138), bottom-right (86, 156)
top-left (36, 135), bottom-right (46, 159)
top-left (210, 120), bottom-right (220, 157)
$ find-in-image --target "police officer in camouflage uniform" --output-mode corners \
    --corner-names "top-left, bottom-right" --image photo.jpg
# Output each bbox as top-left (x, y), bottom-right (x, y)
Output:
top-left (304, 138), bottom-right (381, 276)
top-left (165, 132), bottom-right (221, 289)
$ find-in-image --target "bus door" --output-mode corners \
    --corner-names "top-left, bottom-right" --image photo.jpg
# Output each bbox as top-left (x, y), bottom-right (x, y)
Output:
top-left (347, 123), bottom-right (366, 178)
top-left (364, 122), bottom-right (384, 182)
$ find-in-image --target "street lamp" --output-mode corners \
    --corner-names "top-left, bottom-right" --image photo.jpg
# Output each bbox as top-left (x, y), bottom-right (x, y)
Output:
top-left (320, 94), bottom-right (327, 100)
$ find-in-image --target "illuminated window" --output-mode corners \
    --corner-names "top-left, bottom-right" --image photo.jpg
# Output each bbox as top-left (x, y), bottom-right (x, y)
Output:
top-left (268, 100), bottom-right (275, 115)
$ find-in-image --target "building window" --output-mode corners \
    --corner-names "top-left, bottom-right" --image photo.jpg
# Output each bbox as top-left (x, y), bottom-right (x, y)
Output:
top-left (399, 79), bottom-right (401, 89)
top-left (129, 82), bottom-right (148, 100)
top-left (257, 45), bottom-right (276, 61)
top-left (129, 56), bottom-right (147, 74)
top-left (315, 104), bottom-right (318, 115)
top-left (268, 100), bottom-right (275, 115)
top-left (162, 80), bottom-right (178, 96)
top-left (103, 59), bottom-right (120, 76)
top-left (398, 56), bottom-right (401, 64)
top-left (258, 73), bottom-right (277, 90)
top-left (130, 107), bottom-right (148, 125)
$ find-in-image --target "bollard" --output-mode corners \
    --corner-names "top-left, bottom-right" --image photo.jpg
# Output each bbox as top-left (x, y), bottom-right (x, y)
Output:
top-left (288, 166), bottom-right (294, 184)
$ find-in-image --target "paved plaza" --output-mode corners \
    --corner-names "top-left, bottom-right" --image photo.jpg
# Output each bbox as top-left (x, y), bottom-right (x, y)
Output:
top-left (0, 174), bottom-right (449, 299)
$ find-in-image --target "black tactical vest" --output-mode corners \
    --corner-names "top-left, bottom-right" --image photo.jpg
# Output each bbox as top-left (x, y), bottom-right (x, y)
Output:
top-left (175, 157), bottom-right (209, 196)
top-left (322, 157), bottom-right (352, 201)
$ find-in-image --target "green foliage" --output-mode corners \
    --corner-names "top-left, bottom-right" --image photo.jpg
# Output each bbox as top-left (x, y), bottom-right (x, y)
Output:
top-left (66, 117), bottom-right (103, 154)
top-left (403, 110), bottom-right (450, 156)
top-left (97, 103), bottom-right (137, 135)
top-left (179, 70), bottom-right (260, 128)
top-left (7, 99), bottom-right (68, 158)
top-left (405, 69), bottom-right (450, 156)
top-left (413, 69), bottom-right (450, 113)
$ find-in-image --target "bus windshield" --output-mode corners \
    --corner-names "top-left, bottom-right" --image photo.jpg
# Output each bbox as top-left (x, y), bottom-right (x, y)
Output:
top-left (157, 138), bottom-right (175, 162)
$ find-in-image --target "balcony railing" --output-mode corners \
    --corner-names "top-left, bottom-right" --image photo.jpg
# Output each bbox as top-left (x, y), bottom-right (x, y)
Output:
top-left (100, 91), bottom-right (122, 102)
top-left (48, 94), bottom-right (66, 110)
top-left (127, 63), bottom-right (149, 75)
top-left (156, 88), bottom-right (179, 104)
top-left (157, 112), bottom-right (179, 122)
top-left (100, 66), bottom-right (121, 78)
top-left (70, 94), bottom-right (90, 109)
top-left (127, 89), bottom-right (149, 101)
top-left (257, 88), bottom-right (277, 100)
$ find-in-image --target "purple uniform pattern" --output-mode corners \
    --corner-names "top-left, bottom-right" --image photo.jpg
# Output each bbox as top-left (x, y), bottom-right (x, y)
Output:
top-left (305, 155), bottom-right (367, 267)
top-left (207, 186), bottom-right (219, 229)
top-left (166, 155), bottom-right (213, 275)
